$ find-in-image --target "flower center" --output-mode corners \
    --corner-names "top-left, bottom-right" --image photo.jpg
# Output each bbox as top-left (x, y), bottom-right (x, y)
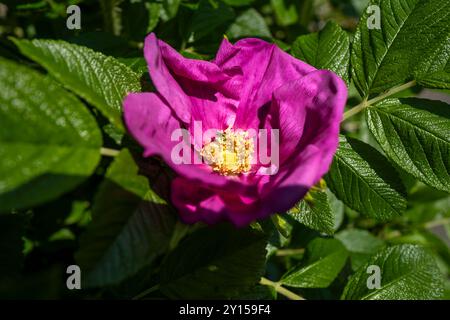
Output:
top-left (201, 127), bottom-right (254, 176)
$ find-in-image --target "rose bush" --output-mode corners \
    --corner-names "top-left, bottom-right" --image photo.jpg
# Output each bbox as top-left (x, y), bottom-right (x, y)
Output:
top-left (0, 0), bottom-right (448, 301)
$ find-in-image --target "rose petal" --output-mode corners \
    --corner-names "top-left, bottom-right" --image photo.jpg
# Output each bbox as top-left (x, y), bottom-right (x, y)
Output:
top-left (123, 92), bottom-right (258, 192)
top-left (144, 33), bottom-right (239, 132)
top-left (259, 70), bottom-right (347, 213)
top-left (213, 37), bottom-right (316, 129)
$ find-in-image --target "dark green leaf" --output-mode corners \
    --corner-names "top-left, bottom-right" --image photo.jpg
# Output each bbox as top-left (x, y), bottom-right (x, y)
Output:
top-left (342, 244), bottom-right (444, 300)
top-left (226, 8), bottom-right (271, 39)
top-left (271, 0), bottom-right (298, 26)
top-left (416, 69), bottom-right (450, 90)
top-left (223, 0), bottom-right (255, 6)
top-left (351, 0), bottom-right (450, 97)
top-left (415, 35), bottom-right (450, 89)
top-left (326, 136), bottom-right (406, 220)
top-left (188, 0), bottom-right (235, 42)
top-left (118, 57), bottom-right (148, 77)
top-left (76, 149), bottom-right (175, 287)
top-left (388, 230), bottom-right (450, 267)
top-left (0, 58), bottom-right (102, 212)
top-left (288, 185), bottom-right (335, 235)
top-left (160, 224), bottom-right (267, 299)
top-left (366, 98), bottom-right (450, 193)
top-left (336, 229), bottom-right (385, 271)
top-left (281, 238), bottom-right (348, 288)
top-left (13, 39), bottom-right (141, 131)
top-left (147, 2), bottom-right (162, 33)
top-left (292, 21), bottom-right (350, 83)
top-left (161, 0), bottom-right (181, 20)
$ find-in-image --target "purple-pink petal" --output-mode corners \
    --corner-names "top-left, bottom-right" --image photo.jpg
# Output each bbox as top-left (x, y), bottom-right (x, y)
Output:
top-left (124, 33), bottom-right (348, 227)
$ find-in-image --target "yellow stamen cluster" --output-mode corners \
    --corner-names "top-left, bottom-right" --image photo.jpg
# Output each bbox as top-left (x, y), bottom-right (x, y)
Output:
top-left (201, 128), bottom-right (253, 176)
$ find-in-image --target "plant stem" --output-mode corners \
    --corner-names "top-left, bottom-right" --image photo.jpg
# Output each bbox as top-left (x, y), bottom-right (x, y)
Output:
top-left (342, 80), bottom-right (417, 121)
top-left (100, 147), bottom-right (120, 157)
top-left (259, 277), bottom-right (305, 300)
top-left (275, 248), bottom-right (305, 257)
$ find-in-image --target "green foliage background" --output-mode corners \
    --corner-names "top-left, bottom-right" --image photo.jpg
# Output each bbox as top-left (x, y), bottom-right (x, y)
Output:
top-left (0, 0), bottom-right (449, 300)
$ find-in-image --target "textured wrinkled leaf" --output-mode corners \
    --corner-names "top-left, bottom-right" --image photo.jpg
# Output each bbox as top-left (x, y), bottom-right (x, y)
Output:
top-left (326, 136), bottom-right (406, 220)
top-left (388, 230), bottom-right (450, 267)
top-left (417, 69), bottom-right (450, 90)
top-left (76, 149), bottom-right (175, 287)
top-left (336, 229), bottom-right (385, 271)
top-left (351, 0), bottom-right (450, 97)
top-left (292, 21), bottom-right (350, 83)
top-left (0, 58), bottom-right (102, 212)
top-left (288, 186), bottom-right (335, 235)
top-left (160, 224), bottom-right (267, 299)
top-left (281, 238), bottom-right (348, 288)
top-left (226, 8), bottom-right (271, 39)
top-left (366, 98), bottom-right (450, 193)
top-left (13, 38), bottom-right (141, 131)
top-left (342, 245), bottom-right (444, 300)
top-left (118, 57), bottom-right (148, 76)
top-left (415, 34), bottom-right (450, 89)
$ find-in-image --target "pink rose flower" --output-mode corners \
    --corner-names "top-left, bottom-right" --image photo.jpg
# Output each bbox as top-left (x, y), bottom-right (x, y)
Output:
top-left (124, 33), bottom-right (347, 227)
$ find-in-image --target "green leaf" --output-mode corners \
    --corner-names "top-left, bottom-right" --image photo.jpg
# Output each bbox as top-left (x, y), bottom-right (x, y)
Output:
top-left (0, 58), bottom-right (102, 212)
top-left (342, 244), bottom-right (444, 300)
top-left (223, 0), bottom-right (255, 6)
top-left (366, 98), bottom-right (450, 193)
top-left (118, 57), bottom-right (148, 77)
top-left (416, 69), bottom-right (450, 90)
top-left (387, 230), bottom-right (450, 267)
top-left (292, 21), bottom-right (350, 84)
top-left (147, 2), bottom-right (162, 33)
top-left (260, 214), bottom-right (292, 255)
top-left (271, 0), bottom-right (298, 26)
top-left (12, 38), bottom-right (141, 131)
top-left (160, 224), bottom-right (267, 299)
top-left (351, 0), bottom-right (450, 97)
top-left (414, 34), bottom-right (450, 90)
top-left (281, 238), bottom-right (348, 288)
top-left (336, 229), bottom-right (385, 271)
top-left (226, 8), bottom-right (271, 39)
top-left (325, 136), bottom-right (406, 220)
top-left (161, 0), bottom-right (181, 20)
top-left (288, 185), bottom-right (336, 235)
top-left (121, 0), bottom-right (161, 39)
top-left (188, 0), bottom-right (235, 42)
top-left (75, 149), bottom-right (175, 287)
top-left (417, 70), bottom-right (450, 90)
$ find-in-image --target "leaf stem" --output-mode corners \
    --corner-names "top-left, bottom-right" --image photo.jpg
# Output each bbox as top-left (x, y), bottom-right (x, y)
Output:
top-left (342, 80), bottom-right (417, 121)
top-left (275, 248), bottom-right (305, 257)
top-left (100, 147), bottom-right (120, 157)
top-left (259, 277), bottom-right (305, 300)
